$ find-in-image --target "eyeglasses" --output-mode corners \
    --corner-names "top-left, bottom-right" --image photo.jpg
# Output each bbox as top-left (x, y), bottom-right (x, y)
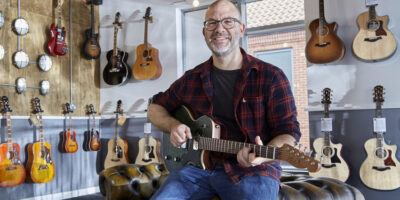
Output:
top-left (203, 18), bottom-right (241, 31)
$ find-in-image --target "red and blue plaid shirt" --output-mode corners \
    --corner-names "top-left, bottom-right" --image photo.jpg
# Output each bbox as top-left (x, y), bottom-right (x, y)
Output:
top-left (153, 48), bottom-right (301, 183)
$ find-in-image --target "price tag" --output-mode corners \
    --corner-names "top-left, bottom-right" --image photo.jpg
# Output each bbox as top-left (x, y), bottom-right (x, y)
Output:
top-left (373, 118), bottom-right (386, 133)
top-left (29, 114), bottom-right (39, 125)
top-left (118, 115), bottom-right (126, 126)
top-left (144, 122), bottom-right (152, 134)
top-left (365, 0), bottom-right (378, 6)
top-left (321, 118), bottom-right (332, 132)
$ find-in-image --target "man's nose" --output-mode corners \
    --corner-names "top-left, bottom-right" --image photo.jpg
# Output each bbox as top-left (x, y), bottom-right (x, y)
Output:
top-left (214, 21), bottom-right (226, 32)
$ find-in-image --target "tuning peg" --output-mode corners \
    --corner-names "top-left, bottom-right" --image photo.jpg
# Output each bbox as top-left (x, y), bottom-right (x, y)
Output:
top-left (298, 144), bottom-right (303, 150)
top-left (304, 146), bottom-right (308, 153)
top-left (308, 150), bottom-right (313, 157)
top-left (293, 141), bottom-right (298, 147)
top-left (313, 152), bottom-right (318, 159)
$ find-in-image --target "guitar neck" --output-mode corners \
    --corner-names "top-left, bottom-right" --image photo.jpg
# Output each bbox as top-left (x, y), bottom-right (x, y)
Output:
top-left (90, 0), bottom-right (95, 36)
top-left (144, 19), bottom-right (148, 51)
top-left (58, 0), bottom-right (62, 28)
top-left (198, 137), bottom-right (278, 159)
top-left (319, 0), bottom-right (326, 23)
top-left (39, 114), bottom-right (44, 150)
top-left (113, 27), bottom-right (118, 57)
top-left (114, 113), bottom-right (119, 146)
top-left (92, 113), bottom-right (96, 130)
top-left (6, 113), bottom-right (12, 152)
top-left (369, 5), bottom-right (377, 20)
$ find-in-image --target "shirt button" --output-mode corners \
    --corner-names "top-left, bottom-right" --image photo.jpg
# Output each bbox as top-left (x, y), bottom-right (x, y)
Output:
top-left (242, 98), bottom-right (246, 103)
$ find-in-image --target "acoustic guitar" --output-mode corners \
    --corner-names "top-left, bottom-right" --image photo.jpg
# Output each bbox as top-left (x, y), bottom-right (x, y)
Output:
top-left (135, 98), bottom-right (161, 165)
top-left (62, 103), bottom-right (78, 153)
top-left (103, 12), bottom-right (131, 86)
top-left (26, 97), bottom-right (55, 183)
top-left (83, 0), bottom-right (101, 59)
top-left (309, 88), bottom-right (350, 182)
top-left (88, 104), bottom-right (100, 151)
top-left (48, 0), bottom-right (68, 56)
top-left (305, 0), bottom-right (345, 64)
top-left (352, 4), bottom-right (397, 61)
top-left (104, 100), bottom-right (130, 169)
top-left (359, 85), bottom-right (400, 190)
top-left (0, 96), bottom-right (25, 187)
top-left (132, 7), bottom-right (162, 80)
top-left (162, 105), bottom-right (320, 173)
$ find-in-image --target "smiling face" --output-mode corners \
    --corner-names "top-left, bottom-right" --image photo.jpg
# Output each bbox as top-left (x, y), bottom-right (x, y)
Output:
top-left (203, 0), bottom-right (245, 57)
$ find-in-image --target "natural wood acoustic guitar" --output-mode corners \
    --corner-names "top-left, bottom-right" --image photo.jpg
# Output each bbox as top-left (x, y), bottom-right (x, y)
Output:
top-left (305, 0), bottom-right (345, 64)
top-left (359, 85), bottom-right (400, 190)
top-left (309, 88), bottom-right (350, 182)
top-left (0, 96), bottom-right (26, 187)
top-left (352, 4), bottom-right (397, 61)
top-left (132, 7), bottom-right (162, 80)
top-left (26, 97), bottom-right (55, 183)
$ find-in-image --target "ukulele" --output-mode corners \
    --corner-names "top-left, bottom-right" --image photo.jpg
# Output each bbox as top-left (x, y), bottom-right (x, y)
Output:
top-left (135, 98), bottom-right (161, 165)
top-left (26, 97), bottom-right (55, 183)
top-left (0, 96), bottom-right (26, 187)
top-left (103, 12), bottom-right (131, 86)
top-left (359, 85), bottom-right (400, 190)
top-left (62, 103), bottom-right (78, 153)
top-left (104, 100), bottom-right (130, 169)
top-left (162, 105), bottom-right (320, 173)
top-left (48, 0), bottom-right (68, 56)
top-left (83, 0), bottom-right (101, 59)
top-left (88, 104), bottom-right (100, 151)
top-left (352, 4), bottom-right (397, 61)
top-left (305, 0), bottom-right (345, 64)
top-left (309, 88), bottom-right (350, 182)
top-left (132, 7), bottom-right (162, 80)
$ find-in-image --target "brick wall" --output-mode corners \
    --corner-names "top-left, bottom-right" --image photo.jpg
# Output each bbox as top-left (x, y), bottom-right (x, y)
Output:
top-left (247, 30), bottom-right (310, 148)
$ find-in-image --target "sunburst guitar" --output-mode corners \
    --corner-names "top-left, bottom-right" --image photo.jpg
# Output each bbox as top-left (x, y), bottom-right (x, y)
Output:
top-left (359, 85), bottom-right (400, 190)
top-left (352, 4), bottom-right (396, 61)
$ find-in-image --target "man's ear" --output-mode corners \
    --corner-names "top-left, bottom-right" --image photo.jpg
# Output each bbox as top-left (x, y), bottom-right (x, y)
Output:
top-left (202, 27), bottom-right (205, 36)
top-left (240, 24), bottom-right (245, 36)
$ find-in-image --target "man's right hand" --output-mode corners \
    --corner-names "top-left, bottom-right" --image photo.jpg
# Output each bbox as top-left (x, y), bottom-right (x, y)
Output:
top-left (169, 123), bottom-right (192, 147)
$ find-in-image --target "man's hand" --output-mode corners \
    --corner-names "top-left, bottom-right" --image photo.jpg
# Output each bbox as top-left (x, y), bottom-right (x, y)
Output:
top-left (237, 136), bottom-right (273, 167)
top-left (169, 123), bottom-right (192, 147)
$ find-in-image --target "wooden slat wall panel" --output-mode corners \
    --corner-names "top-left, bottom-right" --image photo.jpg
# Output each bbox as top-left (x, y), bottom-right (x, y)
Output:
top-left (0, 0), bottom-right (100, 116)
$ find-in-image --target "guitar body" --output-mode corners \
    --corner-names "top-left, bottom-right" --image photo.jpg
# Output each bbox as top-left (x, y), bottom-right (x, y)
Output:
top-left (352, 12), bottom-right (396, 61)
top-left (133, 44), bottom-right (162, 80)
top-left (89, 128), bottom-right (101, 151)
top-left (309, 138), bottom-right (350, 182)
top-left (305, 19), bottom-right (345, 64)
top-left (0, 142), bottom-right (25, 187)
top-left (135, 135), bottom-right (161, 165)
top-left (63, 129), bottom-right (78, 153)
top-left (103, 50), bottom-right (131, 85)
top-left (26, 142), bottom-right (55, 183)
top-left (360, 138), bottom-right (400, 190)
top-left (48, 23), bottom-right (67, 56)
top-left (83, 29), bottom-right (101, 59)
top-left (104, 137), bottom-right (130, 169)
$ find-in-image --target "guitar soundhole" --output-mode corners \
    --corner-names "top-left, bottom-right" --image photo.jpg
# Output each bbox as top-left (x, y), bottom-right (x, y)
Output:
top-left (375, 147), bottom-right (387, 159)
top-left (367, 20), bottom-right (380, 31)
top-left (322, 147), bottom-right (333, 157)
top-left (317, 26), bottom-right (328, 36)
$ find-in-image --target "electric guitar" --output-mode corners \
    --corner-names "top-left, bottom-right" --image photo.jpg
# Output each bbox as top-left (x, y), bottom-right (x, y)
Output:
top-left (48, 0), bottom-right (68, 56)
top-left (83, 0), bottom-right (101, 59)
top-left (162, 105), bottom-right (320, 173)
top-left (0, 96), bottom-right (26, 187)
top-left (104, 100), bottom-right (130, 169)
top-left (62, 103), bottom-right (78, 153)
top-left (87, 104), bottom-right (100, 151)
top-left (26, 97), bottom-right (55, 183)
top-left (352, 4), bottom-right (397, 61)
top-left (359, 85), bottom-right (400, 190)
top-left (103, 12), bottom-right (131, 85)
top-left (309, 88), bottom-right (350, 182)
top-left (305, 0), bottom-right (345, 64)
top-left (135, 98), bottom-right (161, 165)
top-left (132, 7), bottom-right (162, 80)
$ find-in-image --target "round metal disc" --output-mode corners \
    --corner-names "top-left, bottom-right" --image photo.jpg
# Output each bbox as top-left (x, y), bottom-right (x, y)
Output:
top-left (13, 51), bottom-right (30, 68)
top-left (0, 44), bottom-right (4, 60)
top-left (13, 18), bottom-right (29, 35)
top-left (40, 80), bottom-right (50, 95)
top-left (16, 78), bottom-right (26, 94)
top-left (38, 54), bottom-right (52, 71)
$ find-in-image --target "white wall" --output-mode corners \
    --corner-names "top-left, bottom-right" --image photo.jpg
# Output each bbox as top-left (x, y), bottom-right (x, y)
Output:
top-left (99, 0), bottom-right (182, 117)
top-left (305, 0), bottom-right (400, 111)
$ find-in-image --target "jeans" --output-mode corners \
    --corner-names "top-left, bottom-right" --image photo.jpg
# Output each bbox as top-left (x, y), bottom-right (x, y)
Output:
top-left (151, 165), bottom-right (279, 200)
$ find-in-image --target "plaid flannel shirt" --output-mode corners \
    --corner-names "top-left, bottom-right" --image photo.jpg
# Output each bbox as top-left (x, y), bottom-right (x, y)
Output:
top-left (152, 48), bottom-right (301, 183)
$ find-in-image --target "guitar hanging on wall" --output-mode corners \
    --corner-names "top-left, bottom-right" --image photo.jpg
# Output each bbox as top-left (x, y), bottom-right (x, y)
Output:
top-left (87, 104), bottom-right (100, 151)
top-left (305, 0), bottom-right (345, 64)
top-left (83, 0), bottom-right (101, 59)
top-left (48, 0), bottom-right (68, 56)
top-left (0, 96), bottom-right (26, 187)
top-left (103, 12), bottom-right (131, 86)
top-left (62, 103), bottom-right (78, 153)
top-left (359, 85), bottom-right (400, 190)
top-left (352, 4), bottom-right (397, 61)
top-left (132, 7), bottom-right (162, 80)
top-left (309, 88), bottom-right (350, 182)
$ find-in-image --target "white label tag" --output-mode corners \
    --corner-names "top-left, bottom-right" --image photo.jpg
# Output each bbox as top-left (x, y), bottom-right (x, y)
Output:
top-left (144, 122), bottom-right (152, 134)
top-left (321, 118), bottom-right (332, 132)
top-left (373, 118), bottom-right (386, 133)
top-left (365, 0), bottom-right (378, 6)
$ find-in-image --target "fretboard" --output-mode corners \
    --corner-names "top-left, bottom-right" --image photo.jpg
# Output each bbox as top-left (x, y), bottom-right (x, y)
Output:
top-left (319, 0), bottom-right (326, 22)
top-left (144, 19), bottom-right (149, 52)
top-left (114, 113), bottom-right (119, 147)
top-left (369, 5), bottom-right (377, 20)
top-left (6, 113), bottom-right (12, 152)
top-left (113, 26), bottom-right (118, 57)
top-left (90, 0), bottom-right (95, 36)
top-left (39, 114), bottom-right (44, 150)
top-left (57, 0), bottom-right (62, 28)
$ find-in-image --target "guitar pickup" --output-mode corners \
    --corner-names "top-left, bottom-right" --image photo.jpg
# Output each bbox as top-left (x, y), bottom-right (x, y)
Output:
top-left (364, 37), bottom-right (382, 42)
top-left (315, 42), bottom-right (331, 47)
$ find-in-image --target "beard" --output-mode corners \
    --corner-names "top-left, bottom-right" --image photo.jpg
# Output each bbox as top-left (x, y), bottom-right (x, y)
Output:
top-left (205, 33), bottom-right (237, 57)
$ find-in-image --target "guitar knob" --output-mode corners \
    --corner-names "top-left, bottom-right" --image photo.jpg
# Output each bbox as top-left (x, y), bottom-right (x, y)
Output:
top-left (164, 155), bottom-right (171, 160)
top-left (173, 157), bottom-right (181, 162)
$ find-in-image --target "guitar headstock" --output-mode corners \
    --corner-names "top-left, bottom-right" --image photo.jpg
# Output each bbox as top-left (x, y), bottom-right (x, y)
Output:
top-left (87, 104), bottom-right (96, 115)
top-left (321, 88), bottom-right (332, 105)
top-left (1, 96), bottom-right (12, 113)
top-left (64, 103), bottom-right (73, 114)
top-left (373, 85), bottom-right (384, 103)
top-left (32, 97), bottom-right (43, 114)
top-left (144, 7), bottom-right (153, 23)
top-left (115, 100), bottom-right (123, 115)
top-left (278, 144), bottom-right (321, 172)
top-left (113, 12), bottom-right (123, 29)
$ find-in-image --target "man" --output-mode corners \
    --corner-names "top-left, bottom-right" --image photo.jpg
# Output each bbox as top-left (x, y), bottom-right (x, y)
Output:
top-left (148, 0), bottom-right (301, 199)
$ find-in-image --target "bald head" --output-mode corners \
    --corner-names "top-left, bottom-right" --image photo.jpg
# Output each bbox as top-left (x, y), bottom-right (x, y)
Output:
top-left (205, 0), bottom-right (241, 21)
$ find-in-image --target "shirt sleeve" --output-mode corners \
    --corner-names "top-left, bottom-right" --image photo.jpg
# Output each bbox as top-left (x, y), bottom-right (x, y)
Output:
top-left (266, 69), bottom-right (301, 142)
top-left (152, 75), bottom-right (186, 113)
